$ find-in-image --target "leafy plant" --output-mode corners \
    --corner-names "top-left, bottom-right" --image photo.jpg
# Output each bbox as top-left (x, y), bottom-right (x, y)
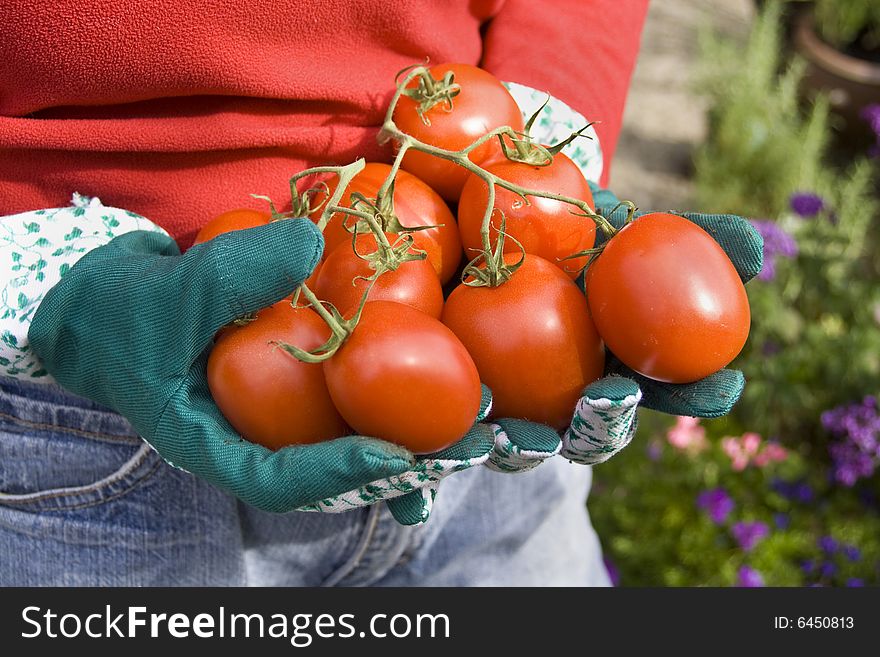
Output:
top-left (590, 416), bottom-right (880, 587)
top-left (695, 1), bottom-right (829, 217)
top-left (810, 0), bottom-right (880, 52)
top-left (694, 1), bottom-right (880, 443)
top-left (589, 1), bottom-right (880, 587)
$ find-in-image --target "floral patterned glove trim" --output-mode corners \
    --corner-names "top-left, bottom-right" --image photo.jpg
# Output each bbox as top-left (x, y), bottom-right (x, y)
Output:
top-left (0, 194), bottom-right (169, 382)
top-left (503, 81), bottom-right (603, 184)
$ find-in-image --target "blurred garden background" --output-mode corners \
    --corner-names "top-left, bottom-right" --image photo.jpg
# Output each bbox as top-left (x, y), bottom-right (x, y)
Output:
top-left (589, 0), bottom-right (880, 587)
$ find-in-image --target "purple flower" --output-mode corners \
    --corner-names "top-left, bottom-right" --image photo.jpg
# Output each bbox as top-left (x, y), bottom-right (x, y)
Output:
top-left (801, 559), bottom-right (816, 574)
top-left (771, 477), bottom-right (791, 496)
top-left (843, 545), bottom-right (862, 562)
top-left (736, 565), bottom-right (764, 587)
top-left (774, 513), bottom-right (790, 529)
top-left (697, 488), bottom-right (735, 524)
top-left (862, 104), bottom-right (880, 156)
top-left (795, 482), bottom-right (815, 503)
top-left (774, 478), bottom-right (815, 503)
top-left (846, 578), bottom-right (865, 587)
top-left (750, 220), bottom-right (798, 281)
top-left (863, 104), bottom-right (880, 134)
top-left (603, 556), bottom-right (621, 586)
top-left (818, 536), bottom-right (839, 554)
top-left (732, 521), bottom-right (770, 551)
top-left (646, 440), bottom-right (663, 462)
top-left (823, 396), bottom-right (880, 486)
top-left (790, 192), bottom-right (826, 218)
top-left (820, 562), bottom-right (837, 578)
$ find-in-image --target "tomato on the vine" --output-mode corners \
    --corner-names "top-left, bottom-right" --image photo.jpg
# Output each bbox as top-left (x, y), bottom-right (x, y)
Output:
top-left (393, 63), bottom-right (524, 202)
top-left (192, 208), bottom-right (270, 245)
top-left (314, 234), bottom-right (443, 318)
top-left (323, 300), bottom-right (481, 454)
top-left (442, 254), bottom-right (604, 430)
top-left (585, 212), bottom-right (750, 383)
top-left (457, 152), bottom-right (596, 279)
top-left (207, 301), bottom-right (349, 450)
top-left (310, 162), bottom-right (462, 284)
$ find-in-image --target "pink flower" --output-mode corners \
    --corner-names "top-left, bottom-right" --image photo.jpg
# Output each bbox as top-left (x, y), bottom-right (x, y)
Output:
top-left (667, 416), bottom-right (707, 452)
top-left (754, 442), bottom-right (788, 467)
top-left (722, 436), bottom-right (750, 471)
top-left (723, 432), bottom-right (790, 470)
top-left (741, 432), bottom-right (761, 455)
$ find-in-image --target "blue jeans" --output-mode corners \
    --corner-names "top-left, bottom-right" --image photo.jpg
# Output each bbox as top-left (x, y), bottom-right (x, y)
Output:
top-left (0, 377), bottom-right (610, 586)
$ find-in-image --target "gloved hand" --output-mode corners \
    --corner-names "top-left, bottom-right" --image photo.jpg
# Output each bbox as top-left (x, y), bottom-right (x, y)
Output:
top-left (348, 84), bottom-right (765, 526)
top-left (15, 198), bottom-right (639, 523)
top-left (589, 183), bottom-right (764, 417)
top-left (27, 220), bottom-right (421, 512)
top-left (374, 196), bottom-right (763, 526)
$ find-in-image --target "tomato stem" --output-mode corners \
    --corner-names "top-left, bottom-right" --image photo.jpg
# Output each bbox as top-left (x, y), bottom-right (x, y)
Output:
top-left (289, 160), bottom-right (366, 232)
top-left (376, 65), bottom-right (623, 286)
top-left (399, 68), bottom-right (461, 125)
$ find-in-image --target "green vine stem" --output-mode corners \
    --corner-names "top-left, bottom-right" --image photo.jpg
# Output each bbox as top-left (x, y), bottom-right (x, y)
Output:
top-left (288, 159), bottom-right (366, 233)
top-left (280, 65), bottom-right (631, 362)
top-left (275, 282), bottom-right (372, 364)
top-left (377, 65), bottom-right (620, 285)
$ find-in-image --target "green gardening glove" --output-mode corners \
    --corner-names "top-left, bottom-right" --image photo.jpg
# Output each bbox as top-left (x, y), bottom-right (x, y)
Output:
top-left (383, 188), bottom-right (764, 526)
top-left (27, 220), bottom-right (419, 512)
top-left (588, 182), bottom-right (764, 417)
top-left (362, 83), bottom-right (764, 527)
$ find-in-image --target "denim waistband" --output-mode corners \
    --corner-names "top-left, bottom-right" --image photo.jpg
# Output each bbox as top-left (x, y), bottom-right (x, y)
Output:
top-left (0, 376), bottom-right (138, 440)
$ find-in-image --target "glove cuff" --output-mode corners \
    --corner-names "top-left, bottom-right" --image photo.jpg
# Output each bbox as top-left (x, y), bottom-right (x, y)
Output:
top-left (1, 194), bottom-right (169, 383)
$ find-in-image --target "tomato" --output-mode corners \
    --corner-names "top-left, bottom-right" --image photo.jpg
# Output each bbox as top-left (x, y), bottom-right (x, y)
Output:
top-left (457, 152), bottom-right (596, 279)
top-left (442, 254), bottom-right (604, 430)
top-left (207, 301), bottom-right (349, 449)
top-left (393, 63), bottom-right (524, 202)
top-left (585, 212), bottom-right (750, 383)
top-left (315, 235), bottom-right (443, 318)
top-left (310, 162), bottom-right (462, 284)
top-left (323, 301), bottom-right (481, 453)
top-left (302, 260), bottom-right (322, 291)
top-left (192, 208), bottom-right (270, 245)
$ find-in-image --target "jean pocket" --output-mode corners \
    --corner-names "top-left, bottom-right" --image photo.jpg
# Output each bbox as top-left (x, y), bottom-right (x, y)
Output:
top-left (0, 380), bottom-right (163, 512)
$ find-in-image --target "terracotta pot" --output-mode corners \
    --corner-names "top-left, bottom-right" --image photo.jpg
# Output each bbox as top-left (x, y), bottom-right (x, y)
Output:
top-left (794, 10), bottom-right (880, 153)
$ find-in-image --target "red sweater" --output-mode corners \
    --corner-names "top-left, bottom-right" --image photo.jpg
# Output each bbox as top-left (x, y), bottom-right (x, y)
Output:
top-left (0, 0), bottom-right (648, 246)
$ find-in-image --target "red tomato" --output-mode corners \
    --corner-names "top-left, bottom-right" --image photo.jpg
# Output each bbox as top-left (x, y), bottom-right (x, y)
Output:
top-left (585, 212), bottom-right (751, 383)
top-left (314, 235), bottom-right (444, 318)
top-left (310, 163), bottom-right (462, 284)
top-left (208, 301), bottom-right (349, 449)
top-left (393, 63), bottom-right (524, 202)
top-left (442, 254), bottom-right (604, 430)
top-left (302, 260), bottom-right (322, 292)
top-left (192, 208), bottom-right (270, 245)
top-left (323, 301), bottom-right (481, 453)
top-left (457, 152), bottom-right (596, 279)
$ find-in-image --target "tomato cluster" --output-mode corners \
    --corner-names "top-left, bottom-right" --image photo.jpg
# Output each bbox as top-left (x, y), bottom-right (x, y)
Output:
top-left (200, 63), bottom-right (751, 455)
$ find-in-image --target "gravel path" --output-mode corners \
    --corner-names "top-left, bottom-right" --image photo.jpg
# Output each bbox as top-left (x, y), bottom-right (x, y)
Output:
top-left (610, 0), bottom-right (755, 209)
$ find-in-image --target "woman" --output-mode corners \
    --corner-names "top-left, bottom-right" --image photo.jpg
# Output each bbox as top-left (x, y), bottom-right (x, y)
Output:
top-left (0, 0), bottom-right (653, 586)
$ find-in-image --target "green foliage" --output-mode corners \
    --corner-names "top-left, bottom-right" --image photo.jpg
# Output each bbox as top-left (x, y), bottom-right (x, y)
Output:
top-left (695, 1), bottom-right (880, 441)
top-left (590, 414), bottom-right (880, 586)
top-left (588, 1), bottom-right (880, 587)
top-left (695, 2), bottom-right (830, 217)
top-left (735, 163), bottom-right (880, 442)
top-left (812, 0), bottom-right (880, 51)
